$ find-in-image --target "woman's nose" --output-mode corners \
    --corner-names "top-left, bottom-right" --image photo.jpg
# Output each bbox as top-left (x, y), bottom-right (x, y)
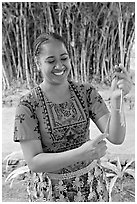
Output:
top-left (55, 61), bottom-right (63, 69)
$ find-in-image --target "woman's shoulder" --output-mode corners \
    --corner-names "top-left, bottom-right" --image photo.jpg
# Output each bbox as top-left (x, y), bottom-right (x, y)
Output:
top-left (17, 86), bottom-right (39, 109)
top-left (69, 80), bottom-right (96, 92)
top-left (19, 87), bottom-right (35, 100)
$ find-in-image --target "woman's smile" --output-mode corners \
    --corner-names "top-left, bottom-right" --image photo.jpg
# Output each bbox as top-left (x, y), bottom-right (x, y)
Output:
top-left (38, 40), bottom-right (71, 85)
top-left (52, 66), bottom-right (67, 76)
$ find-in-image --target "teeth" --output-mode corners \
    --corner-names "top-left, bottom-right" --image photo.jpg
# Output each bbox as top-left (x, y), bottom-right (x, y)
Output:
top-left (53, 66), bottom-right (66, 76)
top-left (54, 71), bottom-right (64, 75)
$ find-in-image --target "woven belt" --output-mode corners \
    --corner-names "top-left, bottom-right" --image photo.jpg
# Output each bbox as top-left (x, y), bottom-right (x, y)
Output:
top-left (46, 160), bottom-right (97, 180)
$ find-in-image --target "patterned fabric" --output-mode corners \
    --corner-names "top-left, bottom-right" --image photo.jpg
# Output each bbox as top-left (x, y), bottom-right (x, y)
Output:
top-left (27, 162), bottom-right (109, 202)
top-left (14, 81), bottom-right (110, 202)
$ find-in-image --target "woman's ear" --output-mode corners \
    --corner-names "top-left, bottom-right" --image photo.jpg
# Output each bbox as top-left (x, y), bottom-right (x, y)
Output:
top-left (34, 57), bottom-right (40, 71)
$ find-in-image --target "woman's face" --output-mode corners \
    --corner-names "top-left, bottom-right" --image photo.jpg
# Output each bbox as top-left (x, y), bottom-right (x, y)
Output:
top-left (38, 39), bottom-right (71, 85)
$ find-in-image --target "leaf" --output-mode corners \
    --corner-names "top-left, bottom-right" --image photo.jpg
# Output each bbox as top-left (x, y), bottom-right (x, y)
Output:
top-left (126, 189), bottom-right (135, 197)
top-left (106, 173), bottom-right (116, 178)
top-left (3, 151), bottom-right (24, 172)
top-left (3, 151), bottom-right (23, 162)
top-left (5, 165), bottom-right (29, 183)
top-left (125, 169), bottom-right (135, 179)
top-left (101, 161), bottom-right (119, 174)
top-left (9, 179), bottom-right (14, 188)
top-left (123, 158), bottom-right (134, 172)
top-left (108, 175), bottom-right (119, 202)
top-left (3, 152), bottom-right (16, 162)
top-left (116, 157), bottom-right (122, 172)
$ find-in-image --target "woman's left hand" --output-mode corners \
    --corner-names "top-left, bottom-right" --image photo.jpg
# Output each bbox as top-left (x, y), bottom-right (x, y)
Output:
top-left (111, 64), bottom-right (132, 100)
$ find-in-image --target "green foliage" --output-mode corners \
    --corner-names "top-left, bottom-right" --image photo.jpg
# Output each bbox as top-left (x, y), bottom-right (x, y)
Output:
top-left (3, 152), bottom-right (135, 202)
top-left (3, 151), bottom-right (24, 172)
top-left (101, 157), bottom-right (135, 201)
top-left (4, 151), bottom-right (29, 188)
top-left (2, 2), bottom-right (135, 89)
top-left (5, 166), bottom-right (29, 188)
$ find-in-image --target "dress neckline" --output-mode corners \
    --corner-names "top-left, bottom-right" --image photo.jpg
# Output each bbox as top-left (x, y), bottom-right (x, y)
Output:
top-left (38, 82), bottom-right (74, 105)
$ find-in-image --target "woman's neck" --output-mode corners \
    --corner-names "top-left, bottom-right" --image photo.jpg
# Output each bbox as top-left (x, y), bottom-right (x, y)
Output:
top-left (40, 80), bottom-right (70, 103)
top-left (42, 80), bottom-right (69, 92)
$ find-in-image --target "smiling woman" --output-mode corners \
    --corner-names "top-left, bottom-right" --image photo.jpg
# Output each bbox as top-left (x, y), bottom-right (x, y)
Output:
top-left (34, 33), bottom-right (71, 89)
top-left (13, 32), bottom-right (132, 202)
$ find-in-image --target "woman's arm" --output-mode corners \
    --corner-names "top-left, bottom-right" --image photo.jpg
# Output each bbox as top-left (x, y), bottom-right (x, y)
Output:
top-left (20, 139), bottom-right (82, 173)
top-left (20, 135), bottom-right (107, 173)
top-left (96, 107), bottom-right (125, 145)
top-left (109, 97), bottom-right (126, 144)
top-left (96, 64), bottom-right (131, 145)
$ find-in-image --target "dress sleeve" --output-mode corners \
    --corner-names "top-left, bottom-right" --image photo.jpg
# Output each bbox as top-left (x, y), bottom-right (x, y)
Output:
top-left (13, 99), bottom-right (41, 142)
top-left (85, 83), bottom-right (110, 123)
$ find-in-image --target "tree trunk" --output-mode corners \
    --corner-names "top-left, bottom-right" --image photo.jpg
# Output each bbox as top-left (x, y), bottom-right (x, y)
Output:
top-left (2, 62), bottom-right (10, 90)
top-left (118, 2), bottom-right (124, 65)
top-left (125, 32), bottom-right (135, 71)
top-left (24, 2), bottom-right (31, 89)
top-left (16, 3), bottom-right (23, 83)
top-left (2, 2), bottom-right (135, 89)
top-left (47, 3), bottom-right (55, 32)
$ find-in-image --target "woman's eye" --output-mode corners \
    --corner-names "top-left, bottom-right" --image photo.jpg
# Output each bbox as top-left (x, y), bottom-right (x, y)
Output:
top-left (61, 57), bottom-right (68, 61)
top-left (47, 60), bottom-right (55, 64)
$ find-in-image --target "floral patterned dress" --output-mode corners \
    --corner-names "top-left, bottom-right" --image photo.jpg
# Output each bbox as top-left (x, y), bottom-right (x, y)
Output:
top-left (14, 81), bottom-right (110, 202)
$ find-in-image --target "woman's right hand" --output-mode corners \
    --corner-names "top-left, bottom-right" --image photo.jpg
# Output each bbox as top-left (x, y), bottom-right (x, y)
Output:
top-left (78, 134), bottom-right (107, 161)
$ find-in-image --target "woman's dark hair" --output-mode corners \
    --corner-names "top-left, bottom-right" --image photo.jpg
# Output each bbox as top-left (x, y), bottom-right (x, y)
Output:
top-left (33, 32), bottom-right (68, 57)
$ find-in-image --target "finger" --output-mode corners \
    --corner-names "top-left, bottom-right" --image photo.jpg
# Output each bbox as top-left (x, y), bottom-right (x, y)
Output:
top-left (113, 64), bottom-right (129, 78)
top-left (117, 81), bottom-right (130, 89)
top-left (92, 134), bottom-right (105, 146)
top-left (99, 146), bottom-right (107, 155)
top-left (112, 65), bottom-right (121, 80)
top-left (117, 79), bottom-right (124, 83)
top-left (112, 72), bottom-right (127, 81)
top-left (97, 145), bottom-right (107, 159)
top-left (119, 63), bottom-right (124, 69)
top-left (119, 64), bottom-right (128, 75)
top-left (114, 72), bottom-right (128, 80)
top-left (118, 63), bottom-right (125, 72)
top-left (100, 150), bottom-right (107, 158)
top-left (117, 80), bottom-right (131, 90)
top-left (114, 64), bottom-right (122, 73)
top-left (111, 80), bottom-right (118, 92)
top-left (118, 84), bottom-right (131, 96)
top-left (117, 79), bottom-right (125, 86)
top-left (96, 140), bottom-right (107, 148)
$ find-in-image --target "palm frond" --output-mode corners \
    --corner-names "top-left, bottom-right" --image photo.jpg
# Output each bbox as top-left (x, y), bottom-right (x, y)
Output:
top-left (123, 158), bottom-right (134, 172)
top-left (3, 151), bottom-right (25, 172)
top-left (125, 169), bottom-right (135, 179)
top-left (116, 156), bottom-right (122, 172)
top-left (106, 173), bottom-right (116, 178)
top-left (5, 165), bottom-right (29, 183)
top-left (108, 175), bottom-right (119, 202)
top-left (101, 161), bottom-right (119, 174)
top-left (3, 151), bottom-right (23, 162)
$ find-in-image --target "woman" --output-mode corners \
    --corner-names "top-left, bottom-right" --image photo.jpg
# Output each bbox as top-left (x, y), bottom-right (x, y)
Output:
top-left (14, 32), bottom-right (131, 202)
